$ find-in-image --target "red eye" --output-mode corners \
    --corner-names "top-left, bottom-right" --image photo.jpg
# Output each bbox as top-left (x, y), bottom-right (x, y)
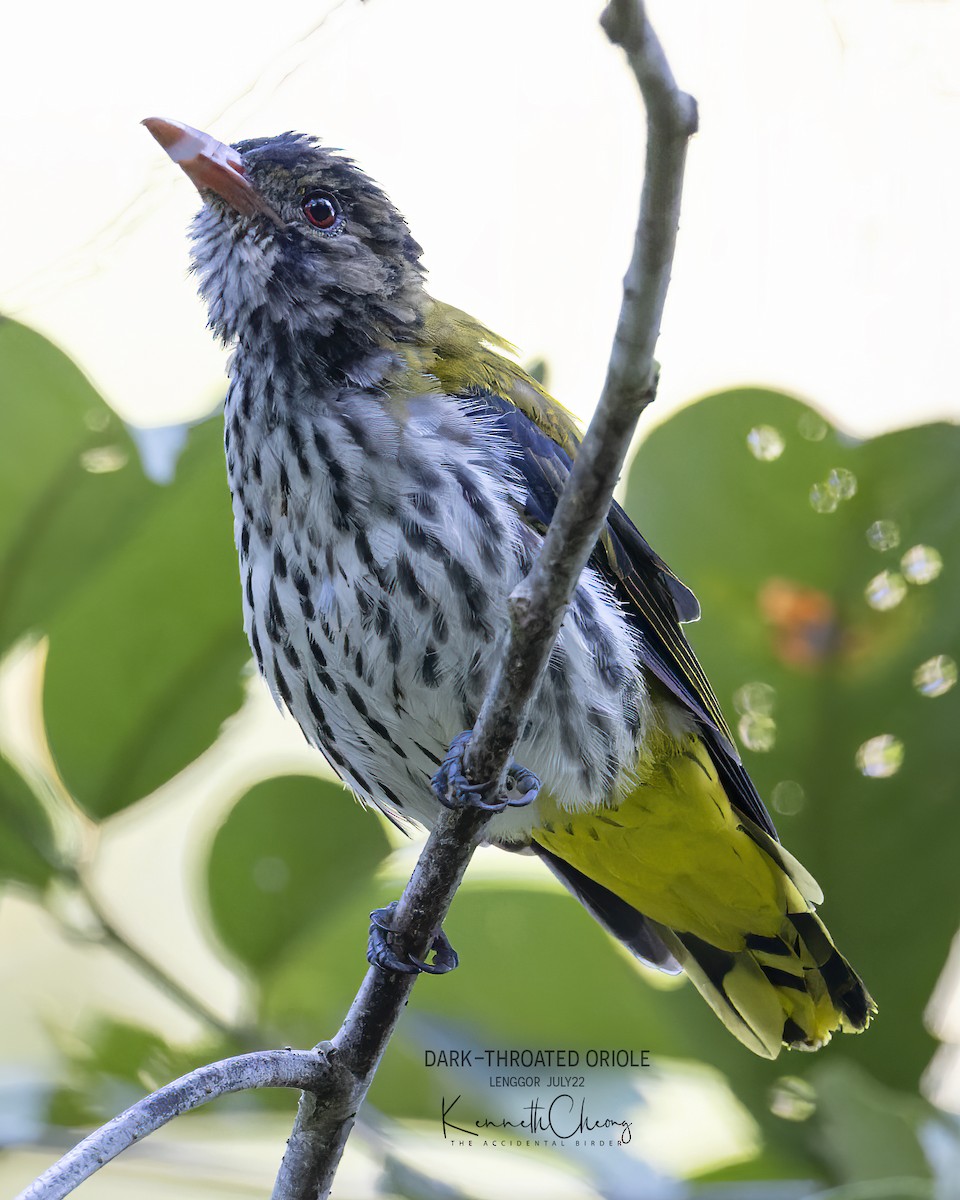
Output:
top-left (302, 191), bottom-right (341, 231)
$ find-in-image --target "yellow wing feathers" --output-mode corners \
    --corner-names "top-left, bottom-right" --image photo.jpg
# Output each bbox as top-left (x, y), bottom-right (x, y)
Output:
top-left (397, 299), bottom-right (584, 456)
top-left (532, 734), bottom-right (875, 1058)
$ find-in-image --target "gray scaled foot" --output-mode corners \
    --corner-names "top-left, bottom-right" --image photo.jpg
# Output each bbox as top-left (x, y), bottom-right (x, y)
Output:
top-left (367, 900), bottom-right (459, 976)
top-left (431, 730), bottom-right (542, 814)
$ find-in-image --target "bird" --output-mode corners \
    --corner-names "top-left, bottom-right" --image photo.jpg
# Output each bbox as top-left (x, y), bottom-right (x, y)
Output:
top-left (144, 116), bottom-right (875, 1059)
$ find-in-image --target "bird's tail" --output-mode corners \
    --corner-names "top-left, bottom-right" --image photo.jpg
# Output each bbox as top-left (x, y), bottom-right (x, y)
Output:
top-left (530, 733), bottom-right (876, 1058)
top-left (536, 839), bottom-right (875, 1058)
top-left (655, 907), bottom-right (875, 1057)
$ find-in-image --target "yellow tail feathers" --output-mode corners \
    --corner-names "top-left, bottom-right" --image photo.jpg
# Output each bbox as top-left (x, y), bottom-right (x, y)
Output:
top-left (532, 733), bottom-right (875, 1058)
top-left (656, 910), bottom-right (875, 1058)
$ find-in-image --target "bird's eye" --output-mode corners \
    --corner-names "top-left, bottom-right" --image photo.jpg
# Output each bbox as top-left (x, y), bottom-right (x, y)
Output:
top-left (301, 190), bottom-right (342, 233)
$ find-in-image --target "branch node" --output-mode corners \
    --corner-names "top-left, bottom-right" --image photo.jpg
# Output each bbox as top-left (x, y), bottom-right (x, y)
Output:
top-left (599, 0), bottom-right (645, 51)
top-left (682, 94), bottom-right (699, 136)
top-left (508, 583), bottom-right (535, 628)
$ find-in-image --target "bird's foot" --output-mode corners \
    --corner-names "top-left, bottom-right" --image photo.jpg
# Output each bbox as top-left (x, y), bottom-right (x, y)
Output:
top-left (432, 730), bottom-right (541, 814)
top-left (367, 900), bottom-right (459, 976)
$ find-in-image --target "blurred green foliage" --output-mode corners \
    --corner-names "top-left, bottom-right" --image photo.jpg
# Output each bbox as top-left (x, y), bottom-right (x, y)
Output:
top-left (627, 391), bottom-right (960, 1095)
top-left (1, 322), bottom-right (958, 1196)
top-left (0, 321), bottom-right (248, 820)
top-left (207, 773), bottom-right (391, 972)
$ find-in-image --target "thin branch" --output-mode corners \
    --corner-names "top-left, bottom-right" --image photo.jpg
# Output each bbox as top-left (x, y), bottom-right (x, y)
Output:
top-left (18, 4), bottom-right (697, 1198)
top-left (472, 1), bottom-right (699, 781)
top-left (272, 2), bottom-right (697, 1196)
top-left (76, 873), bottom-right (250, 1045)
top-left (13, 1050), bottom-right (339, 1200)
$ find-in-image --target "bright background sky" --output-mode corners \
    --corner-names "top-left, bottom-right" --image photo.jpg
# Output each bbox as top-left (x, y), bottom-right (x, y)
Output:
top-left (3, 0), bottom-right (959, 441)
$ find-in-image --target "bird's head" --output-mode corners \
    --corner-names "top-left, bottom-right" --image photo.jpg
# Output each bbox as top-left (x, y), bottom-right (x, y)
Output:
top-left (143, 118), bottom-right (426, 350)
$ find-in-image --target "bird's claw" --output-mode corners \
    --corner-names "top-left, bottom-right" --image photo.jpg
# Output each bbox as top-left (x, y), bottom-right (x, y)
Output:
top-left (504, 762), bottom-right (541, 807)
top-left (367, 901), bottom-right (459, 976)
top-left (432, 730), bottom-right (541, 813)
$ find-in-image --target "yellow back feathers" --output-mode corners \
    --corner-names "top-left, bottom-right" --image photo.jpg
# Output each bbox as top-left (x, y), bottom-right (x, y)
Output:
top-left (394, 299), bottom-right (584, 458)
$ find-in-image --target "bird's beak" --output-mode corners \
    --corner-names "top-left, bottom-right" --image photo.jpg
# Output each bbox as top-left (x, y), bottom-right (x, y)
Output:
top-left (142, 117), bottom-right (282, 223)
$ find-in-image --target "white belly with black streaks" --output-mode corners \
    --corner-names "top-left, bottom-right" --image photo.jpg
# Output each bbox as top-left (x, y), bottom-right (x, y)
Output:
top-left (224, 379), bottom-right (651, 838)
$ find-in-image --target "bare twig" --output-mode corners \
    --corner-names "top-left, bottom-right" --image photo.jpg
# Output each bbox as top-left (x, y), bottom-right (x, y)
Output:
top-left (272, 2), bottom-right (697, 1196)
top-left (13, 1050), bottom-right (341, 1200)
top-left (466, 2), bottom-right (697, 789)
top-left (18, 3), bottom-right (696, 1198)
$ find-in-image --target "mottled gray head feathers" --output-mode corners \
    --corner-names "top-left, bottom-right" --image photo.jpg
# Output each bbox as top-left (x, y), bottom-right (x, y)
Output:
top-left (189, 132), bottom-right (426, 348)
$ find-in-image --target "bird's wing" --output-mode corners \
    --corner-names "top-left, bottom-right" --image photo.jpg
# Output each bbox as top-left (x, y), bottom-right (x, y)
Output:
top-left (418, 302), bottom-right (696, 614)
top-left (416, 299), bottom-right (775, 835)
top-left (475, 386), bottom-right (728, 728)
top-left (458, 378), bottom-right (777, 840)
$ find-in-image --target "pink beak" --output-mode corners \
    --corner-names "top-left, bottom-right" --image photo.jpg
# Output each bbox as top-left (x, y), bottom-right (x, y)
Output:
top-left (142, 117), bottom-right (281, 223)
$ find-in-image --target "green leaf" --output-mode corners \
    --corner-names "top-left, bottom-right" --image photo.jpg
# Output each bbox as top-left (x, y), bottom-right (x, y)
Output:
top-left (0, 320), bottom-right (248, 819)
top-left (808, 1059), bottom-right (933, 1185)
top-left (624, 389), bottom-right (960, 1092)
top-left (0, 752), bottom-right (57, 888)
top-left (206, 774), bottom-right (392, 971)
top-left (42, 416), bottom-right (249, 818)
top-left (0, 320), bottom-right (151, 652)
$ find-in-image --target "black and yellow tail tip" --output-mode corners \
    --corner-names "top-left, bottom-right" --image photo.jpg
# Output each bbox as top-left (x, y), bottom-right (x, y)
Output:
top-left (780, 912), bottom-right (877, 1048)
top-left (676, 924), bottom-right (875, 1058)
top-left (781, 982), bottom-right (877, 1052)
